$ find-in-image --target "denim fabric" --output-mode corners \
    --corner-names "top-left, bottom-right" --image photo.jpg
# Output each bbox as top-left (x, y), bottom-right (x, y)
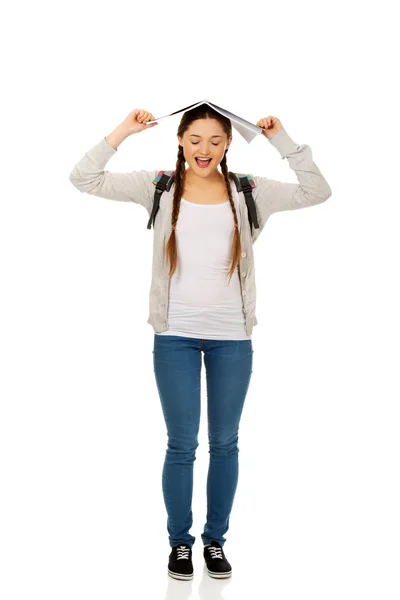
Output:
top-left (153, 333), bottom-right (254, 548)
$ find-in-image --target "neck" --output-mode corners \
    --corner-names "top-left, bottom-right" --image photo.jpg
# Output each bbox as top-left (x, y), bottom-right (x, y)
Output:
top-left (185, 167), bottom-right (225, 188)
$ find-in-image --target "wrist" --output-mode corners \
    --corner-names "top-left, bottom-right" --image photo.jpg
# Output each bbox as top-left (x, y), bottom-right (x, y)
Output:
top-left (105, 124), bottom-right (131, 150)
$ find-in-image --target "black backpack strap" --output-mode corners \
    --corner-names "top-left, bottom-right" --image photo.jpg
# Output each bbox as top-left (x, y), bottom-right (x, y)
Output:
top-left (229, 172), bottom-right (259, 234)
top-left (148, 170), bottom-right (259, 233)
top-left (147, 171), bottom-right (175, 230)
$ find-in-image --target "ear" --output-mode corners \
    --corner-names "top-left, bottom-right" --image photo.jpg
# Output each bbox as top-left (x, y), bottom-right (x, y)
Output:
top-left (177, 135), bottom-right (183, 147)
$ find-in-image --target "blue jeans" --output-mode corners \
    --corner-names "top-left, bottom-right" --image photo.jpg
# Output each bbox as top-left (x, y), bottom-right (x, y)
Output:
top-left (153, 334), bottom-right (254, 549)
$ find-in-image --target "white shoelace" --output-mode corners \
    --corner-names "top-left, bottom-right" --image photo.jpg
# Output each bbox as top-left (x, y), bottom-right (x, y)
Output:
top-left (176, 545), bottom-right (190, 560)
top-left (207, 546), bottom-right (223, 559)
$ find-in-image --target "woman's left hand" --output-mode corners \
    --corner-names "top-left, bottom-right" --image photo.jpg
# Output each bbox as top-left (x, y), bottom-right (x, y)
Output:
top-left (256, 116), bottom-right (283, 140)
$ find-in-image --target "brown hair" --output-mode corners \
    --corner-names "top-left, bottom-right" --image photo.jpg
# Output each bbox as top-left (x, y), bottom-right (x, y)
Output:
top-left (165, 104), bottom-right (242, 286)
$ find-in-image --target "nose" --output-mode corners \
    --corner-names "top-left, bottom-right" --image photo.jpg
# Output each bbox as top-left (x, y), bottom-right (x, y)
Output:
top-left (197, 143), bottom-right (212, 155)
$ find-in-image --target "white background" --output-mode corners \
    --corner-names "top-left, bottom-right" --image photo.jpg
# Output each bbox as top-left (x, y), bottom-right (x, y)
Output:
top-left (1, 1), bottom-right (399, 599)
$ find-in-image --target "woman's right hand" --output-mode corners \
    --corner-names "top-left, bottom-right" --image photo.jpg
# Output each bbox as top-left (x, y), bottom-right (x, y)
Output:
top-left (121, 108), bottom-right (158, 135)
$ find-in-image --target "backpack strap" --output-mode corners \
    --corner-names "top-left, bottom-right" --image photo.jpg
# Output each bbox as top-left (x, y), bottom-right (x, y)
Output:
top-left (147, 171), bottom-right (175, 230)
top-left (147, 170), bottom-right (259, 233)
top-left (229, 172), bottom-right (259, 233)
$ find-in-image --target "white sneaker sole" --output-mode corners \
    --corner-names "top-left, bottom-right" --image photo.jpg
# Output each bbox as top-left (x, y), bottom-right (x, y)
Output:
top-left (206, 568), bottom-right (232, 579)
top-left (168, 568), bottom-right (194, 581)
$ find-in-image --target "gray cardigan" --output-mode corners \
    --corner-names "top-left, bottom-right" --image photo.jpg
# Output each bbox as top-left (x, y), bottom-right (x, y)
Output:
top-left (69, 128), bottom-right (332, 337)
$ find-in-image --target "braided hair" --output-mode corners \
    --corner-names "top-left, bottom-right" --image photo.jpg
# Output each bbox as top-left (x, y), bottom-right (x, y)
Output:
top-left (165, 105), bottom-right (242, 286)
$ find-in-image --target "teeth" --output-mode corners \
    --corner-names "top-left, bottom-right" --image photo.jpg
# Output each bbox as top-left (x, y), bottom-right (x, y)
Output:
top-left (197, 158), bottom-right (210, 161)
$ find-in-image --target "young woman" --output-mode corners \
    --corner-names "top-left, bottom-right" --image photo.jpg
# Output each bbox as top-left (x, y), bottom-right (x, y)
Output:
top-left (69, 104), bottom-right (332, 581)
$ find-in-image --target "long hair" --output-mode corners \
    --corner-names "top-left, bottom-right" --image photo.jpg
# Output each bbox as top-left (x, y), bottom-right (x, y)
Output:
top-left (165, 104), bottom-right (242, 286)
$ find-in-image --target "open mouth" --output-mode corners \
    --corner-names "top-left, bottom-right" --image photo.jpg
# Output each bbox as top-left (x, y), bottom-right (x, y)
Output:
top-left (195, 157), bottom-right (212, 168)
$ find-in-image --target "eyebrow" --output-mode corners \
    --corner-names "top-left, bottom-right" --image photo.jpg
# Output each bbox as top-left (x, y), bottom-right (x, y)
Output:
top-left (189, 134), bottom-right (223, 138)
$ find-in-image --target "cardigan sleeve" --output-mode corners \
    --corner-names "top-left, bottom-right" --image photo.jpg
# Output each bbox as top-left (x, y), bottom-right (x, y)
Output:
top-left (69, 137), bottom-right (156, 217)
top-left (253, 128), bottom-right (332, 225)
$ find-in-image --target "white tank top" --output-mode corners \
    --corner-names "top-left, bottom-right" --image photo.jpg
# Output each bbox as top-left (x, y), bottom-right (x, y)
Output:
top-left (156, 185), bottom-right (251, 340)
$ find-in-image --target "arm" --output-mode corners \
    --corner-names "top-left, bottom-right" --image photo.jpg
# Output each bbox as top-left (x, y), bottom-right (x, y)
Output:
top-left (253, 128), bottom-right (332, 227)
top-left (68, 126), bottom-right (156, 217)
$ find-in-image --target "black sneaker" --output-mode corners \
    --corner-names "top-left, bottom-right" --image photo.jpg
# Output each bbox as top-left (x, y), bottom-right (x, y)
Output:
top-left (203, 540), bottom-right (232, 578)
top-left (168, 544), bottom-right (194, 580)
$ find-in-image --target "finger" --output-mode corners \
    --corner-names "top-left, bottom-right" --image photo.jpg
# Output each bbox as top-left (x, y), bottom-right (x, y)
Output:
top-left (138, 110), bottom-right (149, 122)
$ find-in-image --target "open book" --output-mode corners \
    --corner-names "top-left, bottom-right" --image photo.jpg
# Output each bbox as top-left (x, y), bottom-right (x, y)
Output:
top-left (147, 99), bottom-right (263, 144)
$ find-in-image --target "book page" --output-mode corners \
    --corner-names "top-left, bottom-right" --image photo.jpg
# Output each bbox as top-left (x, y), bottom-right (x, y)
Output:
top-left (206, 101), bottom-right (263, 143)
top-left (148, 99), bottom-right (263, 143)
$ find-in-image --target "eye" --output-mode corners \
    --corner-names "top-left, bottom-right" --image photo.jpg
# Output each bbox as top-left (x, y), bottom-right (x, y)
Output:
top-left (191, 142), bottom-right (219, 146)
